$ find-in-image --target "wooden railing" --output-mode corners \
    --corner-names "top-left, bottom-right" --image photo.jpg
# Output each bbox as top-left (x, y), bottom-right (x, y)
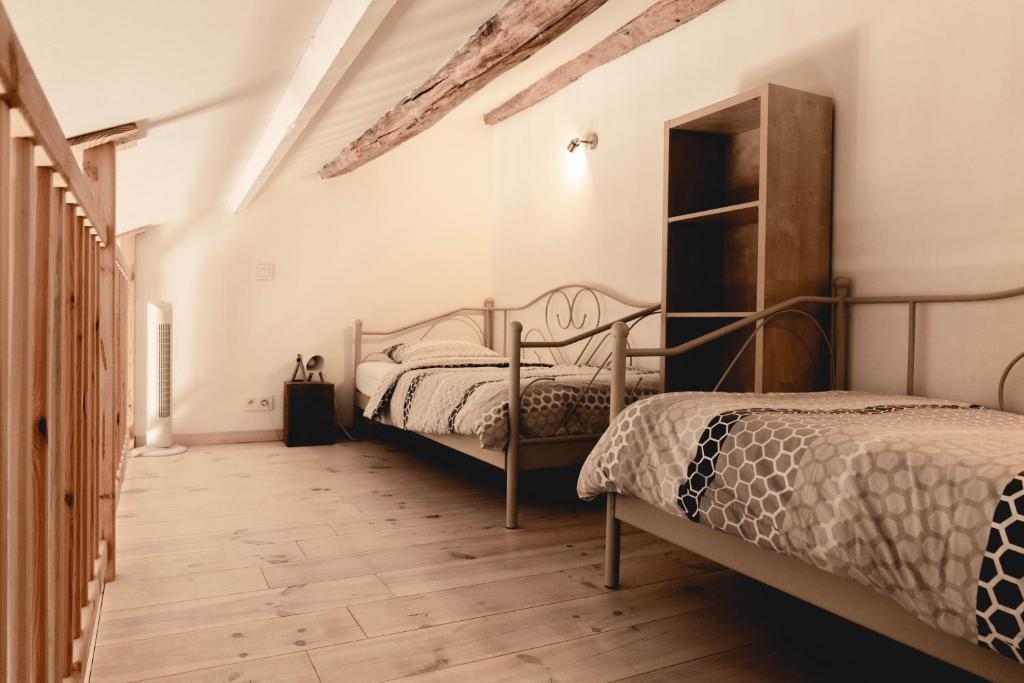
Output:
top-left (2, 3), bottom-right (133, 681)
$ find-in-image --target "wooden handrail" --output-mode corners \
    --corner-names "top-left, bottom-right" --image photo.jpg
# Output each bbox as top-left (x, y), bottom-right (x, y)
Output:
top-left (0, 2), bottom-right (109, 244)
top-left (1, 11), bottom-right (133, 680)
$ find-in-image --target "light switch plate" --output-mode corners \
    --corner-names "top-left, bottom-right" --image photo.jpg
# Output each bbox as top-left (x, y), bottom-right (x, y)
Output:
top-left (255, 263), bottom-right (275, 281)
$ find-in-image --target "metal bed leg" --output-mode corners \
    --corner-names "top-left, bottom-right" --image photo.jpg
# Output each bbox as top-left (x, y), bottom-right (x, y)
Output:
top-left (605, 493), bottom-right (621, 589)
top-left (505, 451), bottom-right (518, 530)
top-left (604, 322), bottom-right (628, 588)
top-left (506, 321), bottom-right (522, 530)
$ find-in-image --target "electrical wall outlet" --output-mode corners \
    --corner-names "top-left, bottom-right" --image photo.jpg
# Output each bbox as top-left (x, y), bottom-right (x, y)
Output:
top-left (244, 395), bottom-right (274, 412)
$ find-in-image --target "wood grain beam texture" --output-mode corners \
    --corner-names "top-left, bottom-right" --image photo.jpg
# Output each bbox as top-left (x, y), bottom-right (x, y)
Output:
top-left (484, 0), bottom-right (726, 125)
top-left (317, 0), bottom-right (609, 179)
top-left (67, 122), bottom-right (141, 151)
top-left (229, 0), bottom-right (396, 211)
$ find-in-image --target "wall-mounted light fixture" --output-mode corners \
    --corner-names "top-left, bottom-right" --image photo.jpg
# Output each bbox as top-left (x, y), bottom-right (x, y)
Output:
top-left (566, 131), bottom-right (598, 153)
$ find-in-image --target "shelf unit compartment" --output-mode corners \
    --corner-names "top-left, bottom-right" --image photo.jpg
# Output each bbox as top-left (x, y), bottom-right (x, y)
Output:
top-left (665, 218), bottom-right (758, 314)
top-left (661, 84), bottom-right (833, 395)
top-left (667, 123), bottom-right (760, 216)
top-left (761, 308), bottom-right (833, 392)
top-left (664, 317), bottom-right (755, 393)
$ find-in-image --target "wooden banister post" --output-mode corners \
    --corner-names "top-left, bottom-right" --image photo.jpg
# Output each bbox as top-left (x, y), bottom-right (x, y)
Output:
top-left (0, 99), bottom-right (9, 682)
top-left (7, 135), bottom-right (38, 683)
top-left (30, 164), bottom-right (56, 681)
top-left (83, 142), bottom-right (117, 582)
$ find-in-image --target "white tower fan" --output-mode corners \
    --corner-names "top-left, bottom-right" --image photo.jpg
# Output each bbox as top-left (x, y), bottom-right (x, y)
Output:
top-left (131, 302), bottom-right (188, 457)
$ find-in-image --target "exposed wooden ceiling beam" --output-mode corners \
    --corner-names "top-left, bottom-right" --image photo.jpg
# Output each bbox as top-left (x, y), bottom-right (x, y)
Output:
top-left (484, 0), bottom-right (725, 125)
top-left (229, 0), bottom-right (397, 211)
top-left (318, 0), bottom-right (608, 179)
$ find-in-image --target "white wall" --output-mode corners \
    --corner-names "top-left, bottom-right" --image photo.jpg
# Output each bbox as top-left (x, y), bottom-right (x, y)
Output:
top-left (488, 0), bottom-right (1024, 411)
top-left (136, 0), bottom-right (1024, 438)
top-left (133, 106), bottom-right (493, 437)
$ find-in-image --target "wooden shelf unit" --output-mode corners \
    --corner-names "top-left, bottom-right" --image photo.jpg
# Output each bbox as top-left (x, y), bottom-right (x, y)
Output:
top-left (661, 83), bottom-right (833, 393)
top-left (667, 200), bottom-right (759, 226)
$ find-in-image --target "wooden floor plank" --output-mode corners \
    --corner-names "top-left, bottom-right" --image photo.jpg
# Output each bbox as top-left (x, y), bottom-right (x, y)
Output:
top-left (396, 603), bottom-right (768, 683)
top-left (615, 641), bottom-right (843, 682)
top-left (91, 606), bottom-right (363, 682)
top-left (377, 533), bottom-right (676, 597)
top-left (101, 567), bottom-right (269, 612)
top-left (116, 541), bottom-right (307, 581)
top-left (136, 651), bottom-right (320, 683)
top-left (98, 574), bottom-right (391, 645)
top-left (323, 497), bottom-right (594, 536)
top-left (301, 507), bottom-right (595, 558)
top-left (116, 501), bottom-right (363, 542)
top-left (117, 522), bottom-right (337, 560)
top-left (308, 572), bottom-right (755, 682)
top-left (350, 552), bottom-right (716, 638)
top-left (92, 439), bottom-right (971, 683)
top-left (263, 522), bottom-right (614, 589)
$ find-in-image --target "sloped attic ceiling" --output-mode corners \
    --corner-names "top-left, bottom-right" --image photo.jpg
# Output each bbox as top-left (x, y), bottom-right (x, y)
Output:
top-left (5, 0), bottom-right (504, 233)
top-left (269, 0), bottom-right (506, 186)
top-left (4, 0), bottom-right (332, 233)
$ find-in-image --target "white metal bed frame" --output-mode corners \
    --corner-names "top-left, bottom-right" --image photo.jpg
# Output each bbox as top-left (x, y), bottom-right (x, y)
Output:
top-left (353, 283), bottom-right (659, 529)
top-left (602, 276), bottom-right (1024, 681)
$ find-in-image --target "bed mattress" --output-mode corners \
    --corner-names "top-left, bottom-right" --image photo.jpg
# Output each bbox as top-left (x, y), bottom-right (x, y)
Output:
top-left (363, 355), bottom-right (658, 450)
top-left (578, 390), bottom-right (1024, 664)
top-left (355, 361), bottom-right (396, 396)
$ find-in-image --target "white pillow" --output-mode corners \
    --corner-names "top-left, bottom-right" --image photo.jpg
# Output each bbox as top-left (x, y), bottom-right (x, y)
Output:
top-left (383, 339), bottom-right (499, 364)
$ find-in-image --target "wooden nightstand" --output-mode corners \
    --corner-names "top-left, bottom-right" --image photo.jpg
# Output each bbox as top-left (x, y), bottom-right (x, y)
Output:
top-left (283, 381), bottom-right (336, 447)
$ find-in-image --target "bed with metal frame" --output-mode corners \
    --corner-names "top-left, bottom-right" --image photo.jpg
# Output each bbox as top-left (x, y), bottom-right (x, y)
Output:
top-left (353, 284), bottom-right (659, 529)
top-left (599, 276), bottom-right (1024, 681)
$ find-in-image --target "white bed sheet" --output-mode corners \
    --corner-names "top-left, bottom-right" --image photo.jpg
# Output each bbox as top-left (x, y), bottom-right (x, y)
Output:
top-left (355, 361), bottom-right (397, 396)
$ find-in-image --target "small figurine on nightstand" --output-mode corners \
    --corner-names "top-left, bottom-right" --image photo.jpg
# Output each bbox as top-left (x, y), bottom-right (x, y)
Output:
top-left (285, 353), bottom-right (335, 447)
top-left (305, 355), bottom-right (325, 382)
top-left (291, 353), bottom-right (307, 381)
top-left (291, 353), bottom-right (326, 382)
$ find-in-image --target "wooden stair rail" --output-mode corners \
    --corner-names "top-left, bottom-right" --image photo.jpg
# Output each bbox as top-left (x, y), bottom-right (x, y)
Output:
top-left (1, 4), bottom-right (134, 681)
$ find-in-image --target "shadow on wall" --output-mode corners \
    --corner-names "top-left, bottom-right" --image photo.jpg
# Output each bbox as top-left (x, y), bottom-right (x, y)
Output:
top-left (731, 29), bottom-right (1023, 410)
top-left (844, 263), bottom-right (1024, 414)
top-left (737, 26), bottom-right (861, 256)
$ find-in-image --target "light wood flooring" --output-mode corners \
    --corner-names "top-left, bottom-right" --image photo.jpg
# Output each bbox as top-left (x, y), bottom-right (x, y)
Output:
top-left (90, 434), bottom-right (977, 682)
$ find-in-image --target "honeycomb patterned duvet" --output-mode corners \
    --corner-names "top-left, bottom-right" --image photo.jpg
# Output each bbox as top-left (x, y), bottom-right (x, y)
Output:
top-left (577, 391), bottom-right (1024, 664)
top-left (363, 356), bottom-right (658, 450)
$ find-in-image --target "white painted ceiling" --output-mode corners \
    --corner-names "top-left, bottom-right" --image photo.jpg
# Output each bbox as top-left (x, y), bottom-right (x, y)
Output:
top-left (271, 0), bottom-right (506, 184)
top-left (5, 0), bottom-right (503, 232)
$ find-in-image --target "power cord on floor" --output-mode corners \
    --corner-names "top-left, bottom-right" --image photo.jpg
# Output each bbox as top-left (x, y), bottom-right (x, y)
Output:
top-left (338, 422), bottom-right (356, 441)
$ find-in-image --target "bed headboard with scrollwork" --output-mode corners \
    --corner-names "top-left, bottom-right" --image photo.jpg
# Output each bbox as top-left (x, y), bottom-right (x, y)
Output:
top-left (354, 283), bottom-right (660, 369)
top-left (494, 284), bottom-right (659, 367)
